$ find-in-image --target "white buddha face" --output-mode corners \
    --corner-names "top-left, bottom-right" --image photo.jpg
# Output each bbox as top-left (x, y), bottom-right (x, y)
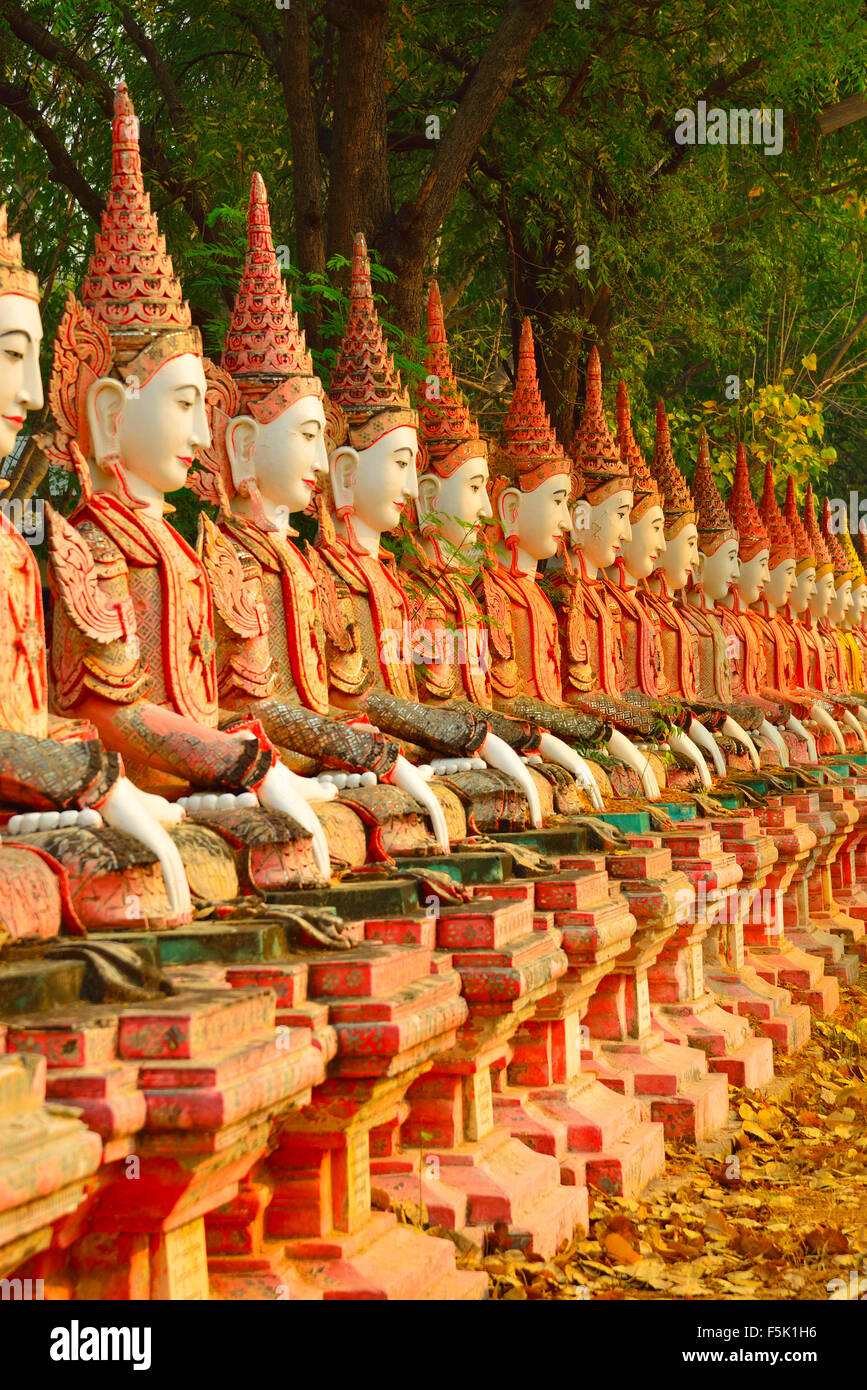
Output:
top-left (829, 577), bottom-right (853, 625)
top-left (699, 538), bottom-right (739, 603)
top-left (508, 472), bottom-right (573, 562)
top-left (850, 583), bottom-right (867, 626)
top-left (735, 548), bottom-right (770, 605)
top-left (230, 394), bottom-right (327, 518)
top-left (570, 487), bottom-right (633, 569)
top-left (333, 425), bottom-right (419, 536)
top-left (418, 454), bottom-right (491, 552)
top-left (621, 504), bottom-right (666, 581)
top-left (0, 295), bottom-right (43, 458)
top-left (809, 570), bottom-right (836, 621)
top-left (91, 353), bottom-right (210, 497)
top-left (764, 557), bottom-right (797, 610)
top-left (789, 565), bottom-right (816, 615)
top-left (656, 522), bottom-right (699, 590)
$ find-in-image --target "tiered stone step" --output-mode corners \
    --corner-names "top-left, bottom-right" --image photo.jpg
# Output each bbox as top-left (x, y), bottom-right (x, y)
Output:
top-left (649, 822), bottom-right (774, 1089)
top-left (365, 896), bottom-right (586, 1255)
top-left (703, 813), bottom-right (811, 1055)
top-left (743, 800), bottom-right (841, 1016)
top-left (578, 840), bottom-right (730, 1143)
top-left (781, 791), bottom-right (861, 983)
top-left (0, 1051), bottom-right (101, 1280)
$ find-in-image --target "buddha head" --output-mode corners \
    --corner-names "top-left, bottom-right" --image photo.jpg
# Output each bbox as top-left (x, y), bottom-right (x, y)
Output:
top-left (414, 281), bottom-right (490, 563)
top-left (839, 526), bottom-right (867, 628)
top-left (325, 234), bottom-right (419, 556)
top-left (616, 380), bottom-right (665, 581)
top-left (0, 202), bottom-right (42, 460)
top-left (691, 428), bottom-right (739, 603)
top-left (783, 476), bottom-right (817, 615)
top-left (567, 349), bottom-right (633, 576)
top-left (488, 318), bottom-right (572, 573)
top-left (803, 485), bottom-right (836, 620)
top-left (756, 457), bottom-right (797, 610)
top-left (649, 399), bottom-right (698, 590)
top-left (47, 84), bottom-right (209, 514)
top-left (189, 174), bottom-right (326, 531)
top-left (727, 443), bottom-right (770, 604)
top-left (821, 497), bottom-right (853, 625)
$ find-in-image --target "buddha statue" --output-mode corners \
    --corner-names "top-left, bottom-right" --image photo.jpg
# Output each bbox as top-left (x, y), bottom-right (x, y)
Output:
top-left (819, 499), bottom-right (867, 747)
top-left (838, 523), bottom-right (867, 692)
top-left (0, 184), bottom-right (193, 926)
top-left (404, 280), bottom-right (604, 811)
top-left (45, 84), bottom-right (337, 879)
top-left (314, 233), bottom-right (551, 835)
top-left (188, 173), bottom-right (449, 861)
top-left (471, 322), bottom-right (660, 800)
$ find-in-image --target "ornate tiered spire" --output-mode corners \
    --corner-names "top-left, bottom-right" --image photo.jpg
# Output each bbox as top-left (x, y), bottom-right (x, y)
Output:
top-left (692, 428), bottom-right (736, 554)
top-left (570, 347), bottom-right (630, 503)
top-left (415, 280), bottom-right (485, 477)
top-left (0, 202), bottom-right (38, 301)
top-left (841, 524), bottom-right (867, 588)
top-left (327, 232), bottom-right (417, 451)
top-left (727, 443), bottom-right (769, 562)
top-left (616, 381), bottom-right (659, 519)
top-left (221, 172), bottom-right (321, 422)
top-left (491, 318), bottom-right (568, 493)
top-left (757, 458), bottom-right (795, 569)
top-left (820, 497), bottom-right (852, 586)
top-left (802, 483), bottom-right (833, 578)
top-left (858, 520), bottom-right (867, 568)
top-left (80, 83), bottom-right (200, 379)
top-left (783, 477), bottom-right (815, 573)
top-left (649, 400), bottom-right (695, 534)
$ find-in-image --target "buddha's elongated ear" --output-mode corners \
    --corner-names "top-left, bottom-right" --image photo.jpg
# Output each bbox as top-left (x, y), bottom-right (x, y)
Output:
top-left (497, 485), bottom-right (521, 538)
top-left (86, 376), bottom-right (126, 472)
top-left (330, 444), bottom-right (359, 515)
top-left (226, 415), bottom-right (260, 489)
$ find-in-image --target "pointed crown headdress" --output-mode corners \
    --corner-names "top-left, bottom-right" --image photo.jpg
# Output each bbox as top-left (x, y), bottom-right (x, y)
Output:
top-left (727, 443), bottom-right (769, 563)
top-left (616, 381), bottom-right (660, 520)
top-left (414, 280), bottom-right (486, 478)
top-left (0, 202), bottom-right (39, 301)
top-left (757, 458), bottom-right (795, 569)
top-left (488, 317), bottom-right (570, 517)
top-left (820, 497), bottom-right (852, 588)
top-left (189, 172), bottom-right (323, 515)
top-left (326, 232), bottom-right (418, 454)
top-left (569, 348), bottom-right (630, 505)
top-left (650, 400), bottom-right (695, 536)
top-left (46, 84), bottom-right (202, 488)
top-left (692, 428), bottom-right (736, 554)
top-left (840, 523), bottom-right (866, 588)
top-left (783, 476), bottom-right (815, 574)
top-left (802, 483), bottom-right (833, 578)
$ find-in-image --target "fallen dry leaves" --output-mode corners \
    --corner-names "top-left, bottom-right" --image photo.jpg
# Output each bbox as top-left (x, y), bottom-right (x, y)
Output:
top-left (403, 973), bottom-right (867, 1300)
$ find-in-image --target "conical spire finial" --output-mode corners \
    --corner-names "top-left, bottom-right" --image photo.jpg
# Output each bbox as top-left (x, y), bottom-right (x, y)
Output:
top-left (570, 347), bottom-right (630, 502)
top-left (692, 428), bottom-right (736, 553)
top-left (80, 81), bottom-right (200, 377)
top-left (491, 318), bottom-right (568, 492)
top-left (328, 232), bottom-right (417, 449)
top-left (840, 518), bottom-right (867, 588)
top-left (727, 443), bottom-right (769, 561)
top-left (221, 172), bottom-right (320, 421)
top-left (414, 280), bottom-right (484, 477)
top-left (616, 380), bottom-right (660, 518)
top-left (649, 399), bottom-right (695, 534)
top-left (783, 477), bottom-right (815, 572)
top-left (802, 482), bottom-right (833, 577)
top-left (820, 496), bottom-right (852, 587)
top-left (756, 458), bottom-right (795, 568)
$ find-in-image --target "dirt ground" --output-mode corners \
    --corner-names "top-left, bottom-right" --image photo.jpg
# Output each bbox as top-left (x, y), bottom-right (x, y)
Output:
top-left (412, 974), bottom-right (867, 1300)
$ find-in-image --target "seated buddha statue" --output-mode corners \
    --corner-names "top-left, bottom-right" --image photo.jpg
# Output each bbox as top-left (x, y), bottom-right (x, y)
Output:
top-left (838, 524), bottom-right (867, 692)
top-left (0, 185), bottom-right (194, 925)
top-left (400, 279), bottom-right (604, 811)
top-left (45, 84), bottom-right (339, 879)
top-left (187, 172), bottom-right (451, 860)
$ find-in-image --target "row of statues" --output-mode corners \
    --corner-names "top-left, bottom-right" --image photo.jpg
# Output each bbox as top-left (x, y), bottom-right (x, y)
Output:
top-left (1, 82), bottom-right (866, 931)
